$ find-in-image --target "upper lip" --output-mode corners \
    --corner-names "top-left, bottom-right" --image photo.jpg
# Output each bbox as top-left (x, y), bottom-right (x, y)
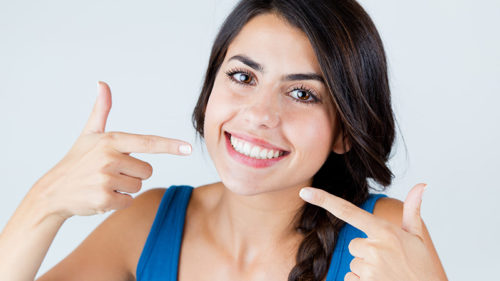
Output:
top-left (226, 130), bottom-right (289, 152)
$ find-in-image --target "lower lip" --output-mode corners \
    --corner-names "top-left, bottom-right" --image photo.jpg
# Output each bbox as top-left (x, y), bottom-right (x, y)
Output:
top-left (224, 132), bottom-right (289, 168)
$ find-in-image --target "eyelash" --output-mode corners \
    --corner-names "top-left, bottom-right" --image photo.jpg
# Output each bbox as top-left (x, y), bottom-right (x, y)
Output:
top-left (224, 67), bottom-right (321, 105)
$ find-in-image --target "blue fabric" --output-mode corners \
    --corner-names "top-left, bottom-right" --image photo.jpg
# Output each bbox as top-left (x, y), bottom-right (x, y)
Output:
top-left (325, 191), bottom-right (387, 281)
top-left (136, 185), bottom-right (387, 281)
top-left (136, 185), bottom-right (193, 281)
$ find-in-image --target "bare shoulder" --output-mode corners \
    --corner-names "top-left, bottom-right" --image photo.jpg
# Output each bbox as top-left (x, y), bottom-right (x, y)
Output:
top-left (372, 196), bottom-right (405, 228)
top-left (122, 188), bottom-right (168, 275)
top-left (36, 188), bottom-right (167, 281)
top-left (82, 187), bottom-right (169, 279)
top-left (189, 181), bottom-right (224, 210)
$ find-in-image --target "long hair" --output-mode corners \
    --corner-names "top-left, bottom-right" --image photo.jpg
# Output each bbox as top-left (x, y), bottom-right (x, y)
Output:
top-left (191, 1), bottom-right (396, 280)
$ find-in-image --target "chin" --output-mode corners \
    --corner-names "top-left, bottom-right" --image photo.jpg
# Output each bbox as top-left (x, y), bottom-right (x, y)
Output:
top-left (220, 177), bottom-right (276, 196)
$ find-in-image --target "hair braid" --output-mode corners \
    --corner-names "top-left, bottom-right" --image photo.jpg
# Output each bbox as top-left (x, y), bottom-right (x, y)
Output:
top-left (191, 1), bottom-right (396, 280)
top-left (288, 152), bottom-right (369, 281)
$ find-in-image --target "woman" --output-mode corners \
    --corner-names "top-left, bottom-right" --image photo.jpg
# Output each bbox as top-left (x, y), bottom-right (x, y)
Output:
top-left (0, 0), bottom-right (448, 280)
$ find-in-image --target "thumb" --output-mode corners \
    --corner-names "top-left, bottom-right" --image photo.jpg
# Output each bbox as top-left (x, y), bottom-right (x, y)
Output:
top-left (401, 183), bottom-right (427, 238)
top-left (81, 81), bottom-right (112, 135)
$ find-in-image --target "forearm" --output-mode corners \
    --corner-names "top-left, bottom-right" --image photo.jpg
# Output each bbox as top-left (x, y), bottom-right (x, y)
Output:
top-left (0, 185), bottom-right (67, 281)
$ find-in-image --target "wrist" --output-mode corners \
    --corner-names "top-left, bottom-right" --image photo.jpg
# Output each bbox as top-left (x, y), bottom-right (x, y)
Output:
top-left (26, 182), bottom-right (71, 225)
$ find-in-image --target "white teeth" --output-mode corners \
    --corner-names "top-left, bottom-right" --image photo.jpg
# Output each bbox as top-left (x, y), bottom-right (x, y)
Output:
top-left (243, 142), bottom-right (251, 155)
top-left (266, 149), bottom-right (274, 159)
top-left (259, 149), bottom-right (268, 159)
top-left (230, 134), bottom-right (284, 160)
top-left (236, 140), bottom-right (244, 152)
top-left (250, 146), bottom-right (260, 158)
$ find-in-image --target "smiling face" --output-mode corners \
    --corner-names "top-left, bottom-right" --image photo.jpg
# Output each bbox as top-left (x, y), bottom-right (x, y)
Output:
top-left (203, 13), bottom-right (340, 195)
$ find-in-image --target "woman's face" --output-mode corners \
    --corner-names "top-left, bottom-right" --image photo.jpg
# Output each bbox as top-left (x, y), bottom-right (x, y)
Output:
top-left (204, 13), bottom-right (339, 195)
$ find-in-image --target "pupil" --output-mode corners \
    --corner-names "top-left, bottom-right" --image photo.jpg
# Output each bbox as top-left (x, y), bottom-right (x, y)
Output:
top-left (298, 91), bottom-right (308, 99)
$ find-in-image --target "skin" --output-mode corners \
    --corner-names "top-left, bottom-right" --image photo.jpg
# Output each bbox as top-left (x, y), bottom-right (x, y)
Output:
top-left (301, 184), bottom-right (448, 281)
top-left (179, 12), bottom-right (345, 280)
top-left (1, 12), bottom-right (447, 281)
top-left (179, 13), bottom-right (448, 281)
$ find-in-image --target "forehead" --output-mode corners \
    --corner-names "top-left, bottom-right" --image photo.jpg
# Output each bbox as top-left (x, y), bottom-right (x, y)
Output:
top-left (225, 13), bottom-right (321, 75)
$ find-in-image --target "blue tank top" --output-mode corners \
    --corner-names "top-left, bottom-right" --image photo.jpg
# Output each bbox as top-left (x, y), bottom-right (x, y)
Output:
top-left (136, 185), bottom-right (387, 281)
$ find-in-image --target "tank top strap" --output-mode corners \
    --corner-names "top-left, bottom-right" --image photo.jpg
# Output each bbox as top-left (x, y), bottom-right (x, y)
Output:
top-left (326, 193), bottom-right (388, 281)
top-left (136, 185), bottom-right (194, 281)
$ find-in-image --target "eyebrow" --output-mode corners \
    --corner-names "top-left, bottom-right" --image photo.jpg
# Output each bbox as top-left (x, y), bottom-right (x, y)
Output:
top-left (227, 54), bottom-right (325, 84)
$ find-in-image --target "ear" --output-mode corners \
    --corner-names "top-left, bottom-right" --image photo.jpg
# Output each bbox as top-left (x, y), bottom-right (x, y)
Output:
top-left (332, 132), bottom-right (351, 154)
top-left (331, 117), bottom-right (351, 154)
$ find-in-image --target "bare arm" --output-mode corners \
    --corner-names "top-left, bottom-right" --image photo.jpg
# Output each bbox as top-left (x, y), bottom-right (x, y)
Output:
top-left (0, 81), bottom-right (190, 281)
top-left (34, 188), bottom-right (166, 281)
top-left (0, 185), bottom-right (164, 281)
top-left (0, 184), bottom-right (67, 281)
top-left (0, 184), bottom-right (165, 281)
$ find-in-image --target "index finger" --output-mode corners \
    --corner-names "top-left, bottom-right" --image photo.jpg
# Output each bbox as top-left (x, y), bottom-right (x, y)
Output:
top-left (299, 187), bottom-right (383, 237)
top-left (104, 131), bottom-right (192, 155)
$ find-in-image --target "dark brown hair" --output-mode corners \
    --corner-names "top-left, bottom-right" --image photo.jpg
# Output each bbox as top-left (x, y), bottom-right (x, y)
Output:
top-left (192, 0), bottom-right (396, 280)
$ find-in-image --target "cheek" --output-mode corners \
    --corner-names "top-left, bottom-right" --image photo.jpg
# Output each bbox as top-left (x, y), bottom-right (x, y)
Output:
top-left (285, 110), bottom-right (333, 161)
top-left (203, 79), bottom-right (236, 146)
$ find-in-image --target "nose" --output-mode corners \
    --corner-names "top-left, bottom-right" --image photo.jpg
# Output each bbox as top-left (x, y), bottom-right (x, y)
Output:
top-left (241, 90), bottom-right (280, 129)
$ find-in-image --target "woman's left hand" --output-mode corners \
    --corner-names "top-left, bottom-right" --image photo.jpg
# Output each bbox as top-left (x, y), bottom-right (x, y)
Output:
top-left (299, 183), bottom-right (445, 281)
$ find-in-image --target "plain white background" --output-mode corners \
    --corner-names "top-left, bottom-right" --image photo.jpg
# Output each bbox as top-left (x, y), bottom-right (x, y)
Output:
top-left (1, 0), bottom-right (498, 280)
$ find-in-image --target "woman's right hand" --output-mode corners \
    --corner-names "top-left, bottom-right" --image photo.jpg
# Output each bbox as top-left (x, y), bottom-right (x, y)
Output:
top-left (31, 81), bottom-right (192, 220)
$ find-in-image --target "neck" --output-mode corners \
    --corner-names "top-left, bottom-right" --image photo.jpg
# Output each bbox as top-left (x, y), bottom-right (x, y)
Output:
top-left (209, 182), bottom-right (307, 264)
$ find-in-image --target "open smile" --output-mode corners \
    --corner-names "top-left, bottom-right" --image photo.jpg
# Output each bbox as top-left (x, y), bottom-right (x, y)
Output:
top-left (224, 131), bottom-right (290, 168)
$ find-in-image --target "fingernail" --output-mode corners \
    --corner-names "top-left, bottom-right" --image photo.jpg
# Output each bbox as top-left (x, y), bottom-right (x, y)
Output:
top-left (299, 188), bottom-right (314, 201)
top-left (421, 184), bottom-right (428, 199)
top-left (96, 81), bottom-right (102, 97)
top-left (179, 144), bottom-right (192, 155)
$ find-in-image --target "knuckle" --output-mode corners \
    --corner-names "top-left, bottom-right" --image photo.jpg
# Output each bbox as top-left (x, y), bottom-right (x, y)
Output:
top-left (141, 136), bottom-right (155, 151)
top-left (344, 272), bottom-right (356, 281)
top-left (380, 223), bottom-right (400, 242)
top-left (134, 178), bottom-right (143, 192)
top-left (348, 238), bottom-right (359, 253)
top-left (97, 173), bottom-right (113, 187)
top-left (144, 162), bottom-right (153, 178)
top-left (99, 132), bottom-right (116, 145)
top-left (386, 230), bottom-right (400, 244)
top-left (349, 258), bottom-right (357, 271)
top-left (362, 264), bottom-right (377, 280)
top-left (347, 240), bottom-right (354, 252)
top-left (366, 243), bottom-right (379, 259)
top-left (377, 221), bottom-right (391, 234)
top-left (314, 192), bottom-right (325, 205)
top-left (337, 202), bottom-right (351, 218)
top-left (100, 154), bottom-right (116, 171)
top-left (95, 193), bottom-right (113, 209)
